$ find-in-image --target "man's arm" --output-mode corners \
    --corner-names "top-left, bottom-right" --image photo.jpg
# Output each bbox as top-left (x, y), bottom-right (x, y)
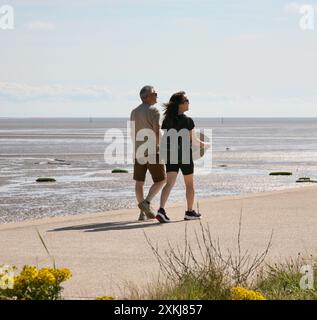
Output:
top-left (150, 108), bottom-right (161, 153)
top-left (129, 110), bottom-right (136, 144)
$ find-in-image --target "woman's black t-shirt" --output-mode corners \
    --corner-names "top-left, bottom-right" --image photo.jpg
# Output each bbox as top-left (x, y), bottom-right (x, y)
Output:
top-left (161, 114), bottom-right (195, 131)
top-left (161, 114), bottom-right (195, 163)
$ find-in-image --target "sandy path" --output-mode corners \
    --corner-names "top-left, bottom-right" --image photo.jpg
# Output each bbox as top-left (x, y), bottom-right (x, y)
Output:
top-left (1, 185), bottom-right (317, 299)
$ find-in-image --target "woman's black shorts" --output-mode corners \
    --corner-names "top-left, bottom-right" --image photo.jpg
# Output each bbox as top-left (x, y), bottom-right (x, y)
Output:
top-left (165, 161), bottom-right (194, 175)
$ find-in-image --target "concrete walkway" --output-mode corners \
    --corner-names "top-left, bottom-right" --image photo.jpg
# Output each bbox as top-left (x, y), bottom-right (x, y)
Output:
top-left (1, 186), bottom-right (317, 299)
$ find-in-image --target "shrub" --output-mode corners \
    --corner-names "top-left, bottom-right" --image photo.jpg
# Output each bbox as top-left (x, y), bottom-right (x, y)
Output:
top-left (136, 215), bottom-right (273, 300)
top-left (231, 287), bottom-right (266, 300)
top-left (0, 265), bottom-right (72, 300)
top-left (127, 216), bottom-right (316, 300)
top-left (255, 256), bottom-right (317, 300)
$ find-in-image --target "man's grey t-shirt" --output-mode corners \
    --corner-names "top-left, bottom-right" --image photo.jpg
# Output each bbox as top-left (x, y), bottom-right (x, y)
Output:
top-left (130, 103), bottom-right (161, 160)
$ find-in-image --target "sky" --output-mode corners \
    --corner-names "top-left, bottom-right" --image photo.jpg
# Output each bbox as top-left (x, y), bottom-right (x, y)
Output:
top-left (0, 0), bottom-right (316, 118)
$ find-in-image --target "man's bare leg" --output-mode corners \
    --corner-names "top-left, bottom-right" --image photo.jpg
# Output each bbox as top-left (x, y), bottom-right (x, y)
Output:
top-left (145, 179), bottom-right (166, 204)
top-left (135, 181), bottom-right (145, 204)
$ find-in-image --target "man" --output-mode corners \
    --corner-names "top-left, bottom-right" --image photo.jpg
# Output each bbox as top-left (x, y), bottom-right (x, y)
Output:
top-left (130, 86), bottom-right (166, 221)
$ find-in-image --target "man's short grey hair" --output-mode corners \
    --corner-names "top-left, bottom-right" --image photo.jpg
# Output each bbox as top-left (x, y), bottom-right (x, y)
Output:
top-left (140, 85), bottom-right (154, 101)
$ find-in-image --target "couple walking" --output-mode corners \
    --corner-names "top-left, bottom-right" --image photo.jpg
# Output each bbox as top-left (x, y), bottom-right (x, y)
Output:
top-left (130, 85), bottom-right (209, 223)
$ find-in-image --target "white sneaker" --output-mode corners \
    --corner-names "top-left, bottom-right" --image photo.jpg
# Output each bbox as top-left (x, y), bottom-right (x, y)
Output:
top-left (156, 208), bottom-right (171, 223)
top-left (184, 210), bottom-right (201, 221)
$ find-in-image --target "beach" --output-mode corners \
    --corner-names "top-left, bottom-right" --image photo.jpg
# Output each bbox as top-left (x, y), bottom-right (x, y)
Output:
top-left (2, 0), bottom-right (316, 304)
top-left (1, 117), bottom-right (317, 223)
top-left (1, 185), bottom-right (316, 299)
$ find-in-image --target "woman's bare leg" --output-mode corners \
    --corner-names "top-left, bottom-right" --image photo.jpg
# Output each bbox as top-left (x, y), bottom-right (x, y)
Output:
top-left (183, 174), bottom-right (194, 212)
top-left (159, 172), bottom-right (178, 209)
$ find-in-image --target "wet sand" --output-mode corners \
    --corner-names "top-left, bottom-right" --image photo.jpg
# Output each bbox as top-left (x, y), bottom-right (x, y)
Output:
top-left (2, 117), bottom-right (317, 223)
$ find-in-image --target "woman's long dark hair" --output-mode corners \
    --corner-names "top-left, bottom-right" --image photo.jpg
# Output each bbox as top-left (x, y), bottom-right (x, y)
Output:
top-left (163, 91), bottom-right (186, 128)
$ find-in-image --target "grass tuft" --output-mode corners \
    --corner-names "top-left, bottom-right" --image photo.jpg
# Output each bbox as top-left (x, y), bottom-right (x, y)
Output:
top-left (124, 215), bottom-right (317, 300)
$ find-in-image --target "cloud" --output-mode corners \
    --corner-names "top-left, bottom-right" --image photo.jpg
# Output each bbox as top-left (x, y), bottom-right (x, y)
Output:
top-left (26, 21), bottom-right (56, 30)
top-left (0, 82), bottom-right (112, 102)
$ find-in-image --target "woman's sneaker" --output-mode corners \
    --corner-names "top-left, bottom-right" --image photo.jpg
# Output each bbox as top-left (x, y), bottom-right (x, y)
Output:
top-left (184, 210), bottom-right (201, 221)
top-left (156, 208), bottom-right (171, 223)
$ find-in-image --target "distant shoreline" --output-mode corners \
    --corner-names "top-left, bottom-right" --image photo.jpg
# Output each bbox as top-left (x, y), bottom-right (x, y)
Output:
top-left (1, 117), bottom-right (317, 119)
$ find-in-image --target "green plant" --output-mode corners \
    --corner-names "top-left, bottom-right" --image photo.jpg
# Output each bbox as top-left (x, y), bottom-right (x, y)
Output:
top-left (138, 214), bottom-right (273, 300)
top-left (231, 287), bottom-right (266, 300)
top-left (0, 228), bottom-right (71, 300)
top-left (255, 255), bottom-right (317, 300)
top-left (0, 265), bottom-right (72, 300)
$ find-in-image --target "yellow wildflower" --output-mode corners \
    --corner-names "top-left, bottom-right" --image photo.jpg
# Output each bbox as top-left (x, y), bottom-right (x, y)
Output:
top-left (231, 287), bottom-right (266, 300)
top-left (1, 264), bottom-right (72, 300)
top-left (50, 268), bottom-right (72, 283)
top-left (96, 296), bottom-right (115, 300)
top-left (36, 268), bottom-right (56, 286)
top-left (13, 276), bottom-right (25, 290)
top-left (20, 266), bottom-right (38, 281)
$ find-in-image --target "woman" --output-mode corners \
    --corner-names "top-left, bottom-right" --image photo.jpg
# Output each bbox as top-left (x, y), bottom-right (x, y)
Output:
top-left (156, 91), bottom-right (210, 223)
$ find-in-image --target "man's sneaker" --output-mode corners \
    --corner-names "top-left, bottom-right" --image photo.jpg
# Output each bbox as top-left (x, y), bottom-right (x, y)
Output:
top-left (156, 208), bottom-right (171, 223)
top-left (138, 211), bottom-right (147, 221)
top-left (184, 210), bottom-right (201, 221)
top-left (138, 200), bottom-right (156, 219)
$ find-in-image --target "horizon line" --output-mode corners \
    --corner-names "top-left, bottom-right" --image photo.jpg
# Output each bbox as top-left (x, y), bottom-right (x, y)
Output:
top-left (1, 116), bottom-right (317, 119)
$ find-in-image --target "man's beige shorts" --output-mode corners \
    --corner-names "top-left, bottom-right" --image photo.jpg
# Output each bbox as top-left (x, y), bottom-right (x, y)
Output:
top-left (133, 157), bottom-right (166, 183)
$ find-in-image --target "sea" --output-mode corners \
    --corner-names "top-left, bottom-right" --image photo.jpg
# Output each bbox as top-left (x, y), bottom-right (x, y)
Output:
top-left (1, 117), bottom-right (317, 224)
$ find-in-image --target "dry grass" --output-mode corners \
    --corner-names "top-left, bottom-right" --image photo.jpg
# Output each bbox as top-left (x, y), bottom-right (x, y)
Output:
top-left (126, 214), bottom-right (316, 300)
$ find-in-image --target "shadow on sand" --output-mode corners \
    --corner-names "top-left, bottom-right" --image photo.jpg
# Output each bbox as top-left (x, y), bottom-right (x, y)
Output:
top-left (48, 219), bottom-right (184, 233)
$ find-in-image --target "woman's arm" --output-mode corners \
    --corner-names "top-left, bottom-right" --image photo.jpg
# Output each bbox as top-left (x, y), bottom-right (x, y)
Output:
top-left (190, 128), bottom-right (211, 149)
